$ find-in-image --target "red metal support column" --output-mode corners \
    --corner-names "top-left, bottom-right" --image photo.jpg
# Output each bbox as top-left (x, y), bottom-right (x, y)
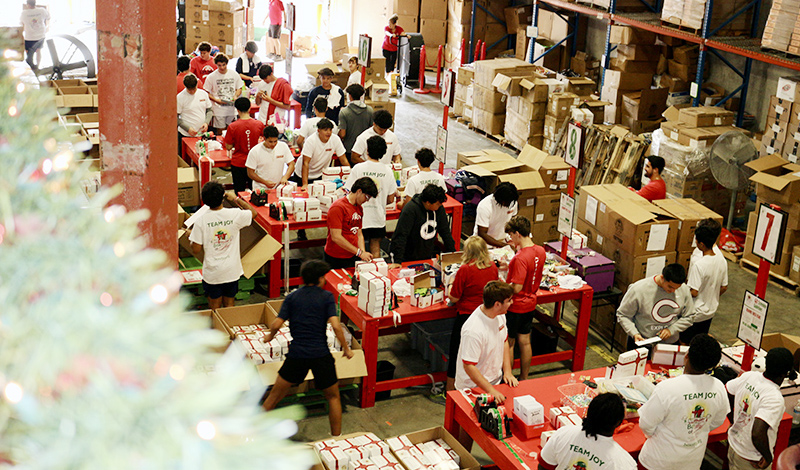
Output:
top-left (97, 0), bottom-right (177, 260)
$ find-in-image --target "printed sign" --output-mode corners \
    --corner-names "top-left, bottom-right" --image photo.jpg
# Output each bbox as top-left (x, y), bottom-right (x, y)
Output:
top-left (441, 69), bottom-right (456, 107)
top-left (558, 193), bottom-right (575, 238)
top-left (737, 291), bottom-right (769, 350)
top-left (436, 125), bottom-right (447, 163)
top-left (358, 35), bottom-right (372, 67)
top-left (286, 3), bottom-right (296, 31)
top-left (752, 203), bottom-right (788, 264)
top-left (565, 122), bottom-right (582, 168)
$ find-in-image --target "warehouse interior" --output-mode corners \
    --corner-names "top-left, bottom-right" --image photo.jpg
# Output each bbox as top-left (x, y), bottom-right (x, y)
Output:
top-left (4, 0), bottom-right (800, 468)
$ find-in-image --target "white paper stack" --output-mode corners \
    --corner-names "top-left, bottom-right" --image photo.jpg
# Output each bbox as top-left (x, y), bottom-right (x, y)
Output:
top-left (392, 437), bottom-right (460, 470)
top-left (358, 271), bottom-right (393, 317)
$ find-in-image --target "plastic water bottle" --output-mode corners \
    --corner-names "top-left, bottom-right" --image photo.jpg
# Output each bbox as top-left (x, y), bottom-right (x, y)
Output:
top-left (568, 373), bottom-right (576, 385)
top-left (792, 399), bottom-right (800, 425)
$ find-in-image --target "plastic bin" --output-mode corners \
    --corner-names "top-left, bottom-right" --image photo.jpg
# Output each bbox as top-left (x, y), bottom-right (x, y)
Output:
top-left (376, 360), bottom-right (396, 401)
top-left (429, 333), bottom-right (452, 372)
top-left (557, 383), bottom-right (598, 418)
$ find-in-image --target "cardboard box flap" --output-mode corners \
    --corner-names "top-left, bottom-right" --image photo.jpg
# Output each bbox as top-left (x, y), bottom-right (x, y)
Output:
top-left (750, 172), bottom-right (796, 191)
top-left (745, 154), bottom-right (790, 172)
top-left (240, 232), bottom-right (282, 279)
top-left (474, 160), bottom-right (524, 174)
top-left (413, 271), bottom-right (434, 289)
top-left (257, 338), bottom-right (367, 385)
top-left (662, 105), bottom-right (686, 122)
top-left (499, 171), bottom-right (546, 191)
top-left (459, 164), bottom-right (496, 177)
top-left (305, 63), bottom-right (339, 75)
top-left (614, 200), bottom-right (657, 225)
top-left (517, 144), bottom-right (549, 170)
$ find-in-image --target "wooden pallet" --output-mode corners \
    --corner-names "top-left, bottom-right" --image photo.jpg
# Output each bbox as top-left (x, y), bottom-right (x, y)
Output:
top-left (739, 258), bottom-right (800, 296)
top-left (722, 250), bottom-right (742, 263)
top-left (660, 20), bottom-right (701, 36)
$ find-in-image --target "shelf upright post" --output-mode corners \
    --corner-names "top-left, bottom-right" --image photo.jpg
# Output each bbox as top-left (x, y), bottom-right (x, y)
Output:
top-left (468, 0), bottom-right (477, 63)
top-left (571, 12), bottom-right (580, 57)
top-left (529, 0), bottom-right (540, 64)
top-left (692, 0), bottom-right (713, 107)
top-left (599, 0), bottom-right (616, 91)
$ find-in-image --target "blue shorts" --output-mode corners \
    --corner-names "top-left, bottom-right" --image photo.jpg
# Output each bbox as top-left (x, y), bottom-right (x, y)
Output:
top-left (203, 279), bottom-right (239, 299)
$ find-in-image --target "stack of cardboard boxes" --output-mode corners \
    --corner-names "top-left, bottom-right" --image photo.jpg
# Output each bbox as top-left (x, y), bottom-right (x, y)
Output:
top-left (444, 0), bottom-right (510, 65)
top-left (653, 198), bottom-right (723, 270)
top-left (419, 0), bottom-right (448, 62)
top-left (763, 0), bottom-right (800, 52)
top-left (495, 73), bottom-right (554, 150)
top-left (743, 155), bottom-right (800, 276)
top-left (453, 65), bottom-right (473, 121)
top-left (663, 0), bottom-right (752, 33)
top-left (183, 0), bottom-right (249, 57)
top-left (764, 77), bottom-right (800, 162)
top-left (544, 92), bottom-right (580, 150)
top-left (472, 58), bottom-right (537, 135)
top-left (457, 146), bottom-right (570, 244)
top-left (575, 184), bottom-right (680, 292)
top-left (394, 0), bottom-right (420, 34)
top-left (601, 41), bottom-right (655, 124)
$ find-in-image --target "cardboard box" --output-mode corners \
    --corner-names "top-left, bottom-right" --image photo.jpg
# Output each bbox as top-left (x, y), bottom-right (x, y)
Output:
top-left (330, 34), bottom-right (349, 64)
top-left (610, 25), bottom-right (656, 44)
top-left (58, 85), bottom-right (94, 108)
top-left (457, 66), bottom-right (474, 85)
top-left (517, 145), bottom-right (571, 192)
top-left (547, 92), bottom-right (580, 119)
top-left (395, 14), bottom-right (418, 33)
top-left (420, 0), bottom-right (447, 20)
top-left (178, 167), bottom-right (200, 207)
top-left (420, 18), bottom-right (447, 50)
top-left (746, 154), bottom-right (800, 206)
top-left (791, 245), bottom-right (800, 284)
top-left (621, 88), bottom-right (669, 121)
top-left (394, 0), bottom-right (420, 17)
top-left (472, 83), bottom-right (506, 113)
top-left (208, 10), bottom-right (232, 28)
top-left (612, 251), bottom-right (678, 291)
top-left (653, 198), bottom-right (724, 252)
top-left (602, 69), bottom-right (653, 91)
top-left (777, 76), bottom-right (800, 103)
top-left (389, 427), bottom-right (480, 470)
top-left (473, 58), bottom-right (537, 89)
top-left (214, 302), bottom-right (367, 391)
top-left (616, 44), bottom-right (662, 61)
top-left (677, 106), bottom-right (735, 127)
top-left (472, 107), bottom-right (505, 135)
top-left (185, 3), bottom-right (209, 26)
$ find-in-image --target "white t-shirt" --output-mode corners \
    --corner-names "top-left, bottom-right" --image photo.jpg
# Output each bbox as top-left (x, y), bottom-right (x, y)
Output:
top-left (245, 141), bottom-right (293, 191)
top-left (726, 371), bottom-right (785, 461)
top-left (539, 425), bottom-right (637, 470)
top-left (404, 170), bottom-right (447, 198)
top-left (638, 373), bottom-right (730, 470)
top-left (255, 80), bottom-right (275, 123)
top-left (345, 160), bottom-right (398, 229)
top-left (189, 207), bottom-right (253, 284)
top-left (351, 127), bottom-right (402, 165)
top-left (296, 132), bottom-right (346, 180)
top-left (347, 70), bottom-right (362, 87)
top-left (177, 89), bottom-right (212, 137)
top-left (20, 7), bottom-right (50, 41)
top-left (298, 116), bottom-right (338, 139)
top-left (686, 249), bottom-right (728, 322)
top-left (690, 244), bottom-right (723, 266)
top-left (454, 306), bottom-right (507, 390)
top-left (472, 195), bottom-right (518, 241)
top-left (204, 68), bottom-right (243, 117)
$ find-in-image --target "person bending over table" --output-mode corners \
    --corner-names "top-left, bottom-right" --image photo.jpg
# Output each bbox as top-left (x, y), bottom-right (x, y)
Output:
top-left (637, 334), bottom-right (729, 470)
top-left (351, 110), bottom-right (401, 165)
top-left (616, 263), bottom-right (694, 350)
top-left (454, 281), bottom-right (519, 404)
top-left (726, 347), bottom-right (795, 470)
top-left (177, 73), bottom-right (212, 150)
top-left (388, 184), bottom-right (456, 267)
top-left (245, 125), bottom-right (294, 191)
top-left (473, 182), bottom-right (519, 248)
top-left (324, 176), bottom-right (378, 269)
top-left (291, 118), bottom-right (349, 189)
top-left (504, 215), bottom-right (546, 381)
top-left (539, 393), bottom-right (637, 470)
top-left (261, 260), bottom-right (354, 436)
top-left (446, 236), bottom-right (499, 392)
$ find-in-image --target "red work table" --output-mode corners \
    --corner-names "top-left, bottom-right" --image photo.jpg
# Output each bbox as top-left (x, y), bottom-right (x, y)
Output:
top-left (324, 266), bottom-right (593, 408)
top-left (181, 136), bottom-right (230, 188)
top-left (443, 365), bottom-right (792, 470)
top-left (248, 99), bottom-right (303, 129)
top-left (240, 192), bottom-right (464, 299)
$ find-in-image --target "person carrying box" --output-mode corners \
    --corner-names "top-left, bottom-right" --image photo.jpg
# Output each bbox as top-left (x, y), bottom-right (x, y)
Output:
top-left (261, 260), bottom-right (355, 437)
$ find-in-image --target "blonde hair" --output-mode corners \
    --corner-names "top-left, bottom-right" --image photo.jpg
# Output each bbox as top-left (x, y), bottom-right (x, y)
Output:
top-left (461, 236), bottom-right (492, 269)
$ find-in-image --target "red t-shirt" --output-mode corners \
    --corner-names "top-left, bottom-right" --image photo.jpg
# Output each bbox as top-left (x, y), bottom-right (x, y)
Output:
top-left (190, 56), bottom-right (217, 84)
top-left (450, 262), bottom-right (499, 316)
top-left (177, 72), bottom-right (189, 94)
top-left (223, 118), bottom-right (265, 168)
top-left (325, 197), bottom-right (363, 259)
top-left (636, 178), bottom-right (666, 201)
top-left (382, 25), bottom-right (405, 52)
top-left (267, 78), bottom-right (294, 117)
top-left (269, 0), bottom-right (285, 25)
top-left (507, 244), bottom-right (546, 314)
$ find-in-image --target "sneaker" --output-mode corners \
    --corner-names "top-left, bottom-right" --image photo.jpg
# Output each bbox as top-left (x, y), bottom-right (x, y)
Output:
top-left (428, 392), bottom-right (447, 406)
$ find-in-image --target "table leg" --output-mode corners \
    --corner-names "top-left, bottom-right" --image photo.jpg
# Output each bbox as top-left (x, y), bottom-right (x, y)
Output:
top-left (572, 288), bottom-right (593, 371)
top-left (268, 223), bottom-right (283, 299)
top-left (360, 321), bottom-right (380, 408)
top-left (444, 393), bottom-right (459, 438)
top-left (451, 203), bottom-right (463, 250)
top-left (283, 223), bottom-right (290, 294)
top-left (773, 415), bottom-right (792, 469)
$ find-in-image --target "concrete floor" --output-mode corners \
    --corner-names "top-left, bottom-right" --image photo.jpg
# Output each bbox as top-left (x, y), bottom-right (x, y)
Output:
top-left (236, 85), bottom-right (800, 466)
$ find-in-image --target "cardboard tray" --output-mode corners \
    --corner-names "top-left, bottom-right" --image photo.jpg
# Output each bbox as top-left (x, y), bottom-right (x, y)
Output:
top-left (389, 426), bottom-right (480, 470)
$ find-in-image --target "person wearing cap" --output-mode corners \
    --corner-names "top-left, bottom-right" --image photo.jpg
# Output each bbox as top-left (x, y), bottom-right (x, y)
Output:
top-left (235, 41), bottom-right (262, 87)
top-left (305, 67), bottom-right (345, 124)
top-left (726, 347), bottom-right (796, 470)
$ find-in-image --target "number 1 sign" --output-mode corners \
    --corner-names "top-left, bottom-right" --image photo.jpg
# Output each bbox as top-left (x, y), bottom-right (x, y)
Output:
top-left (752, 203), bottom-right (788, 264)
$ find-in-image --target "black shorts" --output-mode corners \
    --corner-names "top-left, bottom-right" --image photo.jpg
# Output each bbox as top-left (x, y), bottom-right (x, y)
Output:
top-left (288, 173), bottom-right (321, 186)
top-left (362, 226), bottom-right (386, 241)
top-left (268, 24), bottom-right (282, 39)
top-left (680, 318), bottom-right (712, 344)
top-left (324, 251), bottom-right (358, 269)
top-left (278, 354), bottom-right (338, 389)
top-left (202, 279), bottom-right (239, 299)
top-left (25, 39), bottom-right (43, 53)
top-left (506, 310), bottom-right (535, 337)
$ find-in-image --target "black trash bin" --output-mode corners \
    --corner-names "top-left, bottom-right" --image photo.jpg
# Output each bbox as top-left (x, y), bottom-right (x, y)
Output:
top-left (375, 360), bottom-right (396, 401)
